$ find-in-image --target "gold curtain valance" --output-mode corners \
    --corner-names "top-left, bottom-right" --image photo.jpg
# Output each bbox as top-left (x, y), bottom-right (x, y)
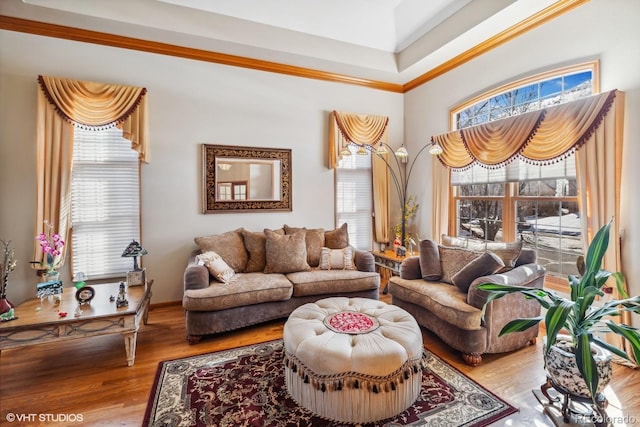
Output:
top-left (432, 90), bottom-right (618, 170)
top-left (38, 75), bottom-right (149, 162)
top-left (329, 111), bottom-right (389, 168)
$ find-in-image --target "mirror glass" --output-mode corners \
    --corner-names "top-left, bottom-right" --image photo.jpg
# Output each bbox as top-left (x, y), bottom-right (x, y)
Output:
top-left (202, 144), bottom-right (292, 213)
top-left (215, 158), bottom-right (282, 201)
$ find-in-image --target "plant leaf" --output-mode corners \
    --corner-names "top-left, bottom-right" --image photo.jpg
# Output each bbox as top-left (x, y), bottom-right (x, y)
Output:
top-left (499, 317), bottom-right (543, 336)
top-left (574, 332), bottom-right (599, 403)
top-left (544, 300), bottom-right (573, 356)
top-left (605, 320), bottom-right (640, 364)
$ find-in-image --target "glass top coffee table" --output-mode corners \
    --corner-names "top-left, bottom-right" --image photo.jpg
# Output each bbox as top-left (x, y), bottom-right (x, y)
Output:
top-left (0, 281), bottom-right (152, 366)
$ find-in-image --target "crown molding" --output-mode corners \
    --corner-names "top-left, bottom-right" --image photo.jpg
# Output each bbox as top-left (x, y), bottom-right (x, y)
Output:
top-left (1, 0), bottom-right (588, 94)
top-left (0, 15), bottom-right (404, 93)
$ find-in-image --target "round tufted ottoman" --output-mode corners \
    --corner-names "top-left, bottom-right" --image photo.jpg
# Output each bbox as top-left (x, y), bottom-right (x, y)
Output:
top-left (283, 297), bottom-right (424, 424)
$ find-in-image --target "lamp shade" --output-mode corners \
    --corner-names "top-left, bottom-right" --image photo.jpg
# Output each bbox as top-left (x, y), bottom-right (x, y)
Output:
top-left (122, 240), bottom-right (147, 271)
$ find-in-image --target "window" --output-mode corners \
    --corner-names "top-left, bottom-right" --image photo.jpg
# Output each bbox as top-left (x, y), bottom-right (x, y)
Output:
top-left (71, 126), bottom-right (141, 279)
top-left (335, 146), bottom-right (373, 250)
top-left (450, 62), bottom-right (596, 278)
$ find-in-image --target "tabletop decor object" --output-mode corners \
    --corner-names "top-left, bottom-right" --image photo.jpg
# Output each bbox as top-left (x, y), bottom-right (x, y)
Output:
top-left (35, 220), bottom-right (65, 282)
top-left (122, 240), bottom-right (147, 286)
top-left (0, 239), bottom-right (17, 316)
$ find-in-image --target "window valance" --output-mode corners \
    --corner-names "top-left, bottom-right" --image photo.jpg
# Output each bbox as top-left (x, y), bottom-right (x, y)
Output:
top-left (431, 90), bottom-right (618, 170)
top-left (37, 75), bottom-right (149, 162)
top-left (329, 111), bottom-right (389, 168)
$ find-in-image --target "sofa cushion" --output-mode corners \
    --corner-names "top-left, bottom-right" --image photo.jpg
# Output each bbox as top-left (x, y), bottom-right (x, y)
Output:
top-left (451, 251), bottom-right (504, 292)
top-left (438, 246), bottom-right (483, 284)
top-left (196, 251), bottom-right (236, 284)
top-left (388, 276), bottom-right (483, 330)
top-left (485, 241), bottom-right (523, 271)
top-left (442, 234), bottom-right (523, 271)
top-left (441, 234), bottom-right (486, 250)
top-left (286, 270), bottom-right (379, 297)
top-left (319, 246), bottom-right (355, 270)
top-left (195, 228), bottom-right (248, 272)
top-left (264, 229), bottom-right (311, 274)
top-left (284, 225), bottom-right (325, 267)
top-left (242, 229), bottom-right (285, 273)
top-left (419, 239), bottom-right (441, 280)
top-left (324, 223), bottom-right (349, 249)
top-left (183, 272), bottom-right (293, 311)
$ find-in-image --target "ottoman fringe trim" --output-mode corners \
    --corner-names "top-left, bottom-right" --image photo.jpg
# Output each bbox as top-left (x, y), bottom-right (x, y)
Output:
top-left (284, 350), bottom-right (426, 393)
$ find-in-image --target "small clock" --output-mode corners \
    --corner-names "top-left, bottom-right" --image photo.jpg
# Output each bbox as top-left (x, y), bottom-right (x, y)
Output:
top-left (75, 285), bottom-right (95, 304)
top-left (126, 268), bottom-right (146, 286)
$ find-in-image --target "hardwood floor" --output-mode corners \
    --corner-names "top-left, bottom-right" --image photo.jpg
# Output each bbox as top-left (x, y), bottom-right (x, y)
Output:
top-left (1, 291), bottom-right (638, 426)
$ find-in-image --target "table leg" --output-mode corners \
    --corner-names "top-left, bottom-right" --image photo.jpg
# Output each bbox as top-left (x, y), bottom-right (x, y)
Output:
top-left (123, 331), bottom-right (137, 366)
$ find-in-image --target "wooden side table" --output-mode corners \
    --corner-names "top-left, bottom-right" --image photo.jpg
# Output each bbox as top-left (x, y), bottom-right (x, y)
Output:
top-left (372, 250), bottom-right (416, 293)
top-left (0, 280), bottom-right (153, 366)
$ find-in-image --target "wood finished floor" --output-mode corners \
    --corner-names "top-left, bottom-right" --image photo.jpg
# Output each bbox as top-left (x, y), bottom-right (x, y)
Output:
top-left (1, 290), bottom-right (639, 426)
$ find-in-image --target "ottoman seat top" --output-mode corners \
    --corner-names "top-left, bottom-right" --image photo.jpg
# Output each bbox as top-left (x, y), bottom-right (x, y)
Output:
top-left (284, 297), bottom-right (424, 390)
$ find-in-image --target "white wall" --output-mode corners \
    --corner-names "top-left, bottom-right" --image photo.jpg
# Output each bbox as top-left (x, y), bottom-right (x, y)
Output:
top-left (404, 0), bottom-right (640, 325)
top-left (0, 31), bottom-right (403, 304)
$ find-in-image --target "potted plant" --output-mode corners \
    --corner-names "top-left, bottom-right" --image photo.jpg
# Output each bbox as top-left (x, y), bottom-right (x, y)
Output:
top-left (477, 220), bottom-right (640, 407)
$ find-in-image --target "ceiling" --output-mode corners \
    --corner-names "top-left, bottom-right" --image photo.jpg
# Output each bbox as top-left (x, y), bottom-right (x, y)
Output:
top-left (3, 0), bottom-right (571, 85)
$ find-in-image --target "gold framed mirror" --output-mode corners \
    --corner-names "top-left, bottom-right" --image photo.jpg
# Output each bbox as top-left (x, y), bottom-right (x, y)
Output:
top-left (202, 144), bottom-right (292, 213)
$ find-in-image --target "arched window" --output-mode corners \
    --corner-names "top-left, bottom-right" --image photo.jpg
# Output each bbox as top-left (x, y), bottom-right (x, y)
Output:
top-left (449, 61), bottom-right (597, 279)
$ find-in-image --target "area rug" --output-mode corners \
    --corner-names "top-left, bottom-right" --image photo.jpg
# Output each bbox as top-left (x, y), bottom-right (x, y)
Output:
top-left (144, 340), bottom-right (517, 426)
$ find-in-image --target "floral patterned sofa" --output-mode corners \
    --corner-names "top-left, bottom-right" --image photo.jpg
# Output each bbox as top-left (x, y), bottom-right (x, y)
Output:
top-left (183, 224), bottom-right (380, 343)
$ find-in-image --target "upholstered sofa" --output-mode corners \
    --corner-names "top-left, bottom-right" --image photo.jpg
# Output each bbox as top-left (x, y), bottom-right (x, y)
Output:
top-left (388, 237), bottom-right (546, 365)
top-left (183, 224), bottom-right (380, 343)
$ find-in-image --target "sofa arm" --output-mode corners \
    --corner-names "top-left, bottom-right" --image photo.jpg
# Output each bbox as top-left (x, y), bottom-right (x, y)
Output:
top-left (354, 249), bottom-right (375, 272)
top-left (467, 263), bottom-right (547, 309)
top-left (184, 251), bottom-right (210, 291)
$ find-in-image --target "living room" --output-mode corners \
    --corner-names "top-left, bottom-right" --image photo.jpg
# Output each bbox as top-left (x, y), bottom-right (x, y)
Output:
top-left (1, 0), bottom-right (639, 425)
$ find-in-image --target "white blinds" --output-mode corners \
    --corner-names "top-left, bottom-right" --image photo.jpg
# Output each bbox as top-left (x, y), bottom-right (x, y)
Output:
top-left (335, 147), bottom-right (373, 250)
top-left (71, 126), bottom-right (141, 279)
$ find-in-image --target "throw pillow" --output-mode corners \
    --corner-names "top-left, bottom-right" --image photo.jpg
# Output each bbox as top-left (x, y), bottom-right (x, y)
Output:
top-left (451, 251), bottom-right (505, 292)
top-left (324, 223), bottom-right (349, 249)
top-left (194, 228), bottom-right (249, 272)
top-left (241, 229), bottom-right (284, 273)
top-left (319, 246), bottom-right (355, 270)
top-left (263, 229), bottom-right (311, 274)
top-left (438, 245), bottom-right (483, 285)
top-left (419, 239), bottom-right (442, 281)
top-left (196, 251), bottom-right (235, 284)
top-left (486, 241), bottom-right (523, 271)
top-left (441, 234), bottom-right (486, 251)
top-left (284, 225), bottom-right (325, 267)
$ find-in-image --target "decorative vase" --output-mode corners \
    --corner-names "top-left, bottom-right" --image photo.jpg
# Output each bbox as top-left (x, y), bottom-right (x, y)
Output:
top-left (0, 297), bottom-right (14, 315)
top-left (42, 270), bottom-right (60, 283)
top-left (544, 335), bottom-right (613, 398)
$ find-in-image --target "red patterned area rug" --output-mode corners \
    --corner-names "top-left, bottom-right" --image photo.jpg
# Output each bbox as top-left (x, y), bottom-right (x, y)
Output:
top-left (144, 340), bottom-right (517, 427)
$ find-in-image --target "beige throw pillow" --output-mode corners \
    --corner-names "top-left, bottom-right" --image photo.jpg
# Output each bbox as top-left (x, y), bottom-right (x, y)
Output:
top-left (264, 229), bottom-right (311, 274)
top-left (325, 223), bottom-right (349, 249)
top-left (194, 228), bottom-right (248, 272)
top-left (242, 229), bottom-right (285, 272)
top-left (319, 246), bottom-right (355, 270)
top-left (196, 251), bottom-right (235, 284)
top-left (284, 225), bottom-right (325, 267)
top-left (438, 245), bottom-right (483, 285)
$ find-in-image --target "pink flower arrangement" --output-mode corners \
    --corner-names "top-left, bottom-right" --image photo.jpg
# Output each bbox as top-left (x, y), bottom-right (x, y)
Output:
top-left (36, 221), bottom-right (65, 273)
